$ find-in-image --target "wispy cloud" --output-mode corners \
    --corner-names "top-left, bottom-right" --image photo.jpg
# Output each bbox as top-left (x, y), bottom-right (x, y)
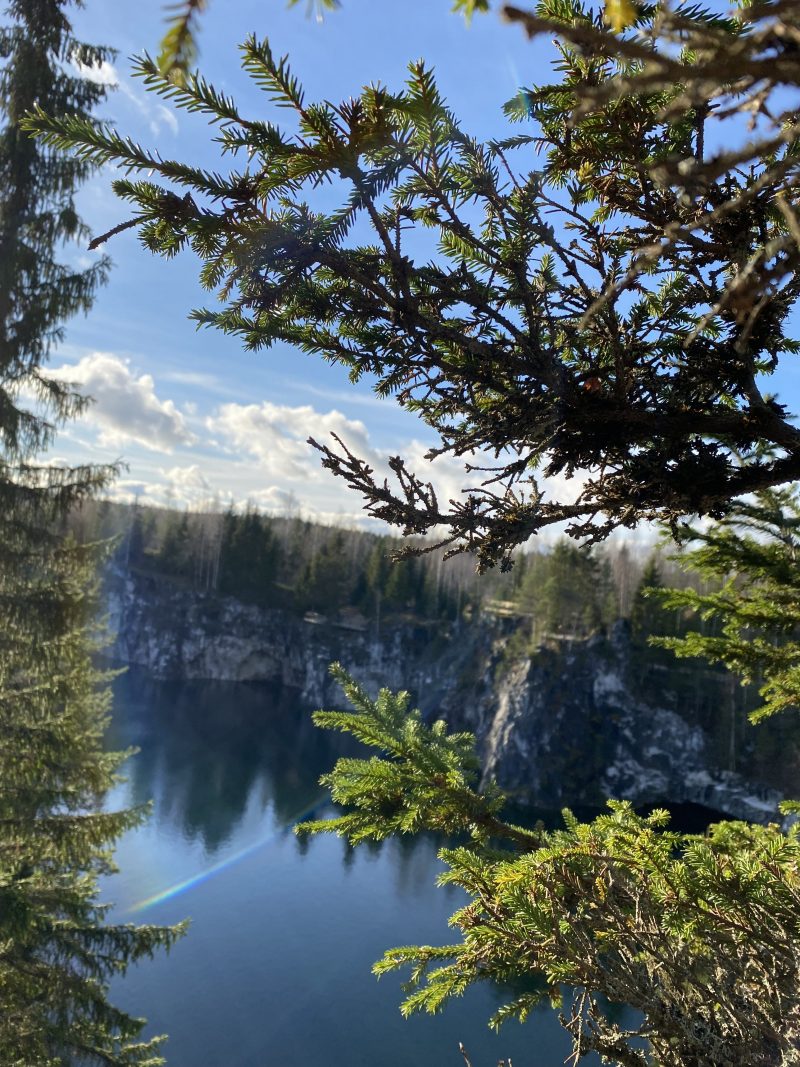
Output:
top-left (162, 370), bottom-right (224, 390)
top-left (118, 80), bottom-right (179, 136)
top-left (72, 55), bottom-right (179, 138)
top-left (300, 381), bottom-right (398, 410)
top-left (42, 354), bottom-right (640, 544)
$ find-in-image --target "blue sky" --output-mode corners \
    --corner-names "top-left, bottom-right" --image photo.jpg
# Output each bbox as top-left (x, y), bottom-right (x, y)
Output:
top-left (48, 0), bottom-right (561, 523)
top-left (48, 0), bottom-right (800, 528)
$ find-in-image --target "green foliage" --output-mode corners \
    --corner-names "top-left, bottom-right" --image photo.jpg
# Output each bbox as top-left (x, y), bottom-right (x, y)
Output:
top-left (0, 3), bottom-right (183, 1061)
top-left (361, 544), bottom-right (434, 618)
top-left (25, 0), bottom-right (800, 567)
top-left (97, 500), bottom-right (472, 623)
top-left (451, 0), bottom-right (491, 19)
top-left (0, 506), bottom-right (186, 1066)
top-left (218, 506), bottom-right (279, 605)
top-left (157, 0), bottom-right (342, 85)
top-left (298, 664), bottom-right (537, 847)
top-left (0, 0), bottom-right (113, 459)
top-left (296, 530), bottom-right (351, 613)
top-left (629, 555), bottom-right (686, 643)
top-left (303, 667), bottom-right (800, 1066)
top-left (157, 509), bottom-right (192, 580)
top-left (650, 486), bottom-right (800, 723)
top-left (157, 0), bottom-right (209, 84)
top-left (515, 541), bottom-right (615, 637)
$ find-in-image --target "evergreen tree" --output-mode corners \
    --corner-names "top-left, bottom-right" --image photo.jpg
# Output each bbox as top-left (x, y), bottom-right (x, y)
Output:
top-left (0, 0), bottom-right (111, 457)
top-left (650, 486), bottom-right (800, 723)
top-left (157, 510), bottom-right (192, 581)
top-left (383, 554), bottom-right (414, 614)
top-left (595, 554), bottom-right (617, 631)
top-left (298, 530), bottom-right (351, 613)
top-left (125, 504), bottom-right (153, 571)
top-left (516, 543), bottom-right (607, 637)
top-left (0, 510), bottom-right (185, 1066)
top-left (0, 3), bottom-right (182, 1062)
top-left (362, 543), bottom-right (390, 621)
top-left (630, 555), bottom-right (679, 642)
top-left (218, 507), bottom-right (279, 604)
top-left (541, 542), bottom-right (601, 636)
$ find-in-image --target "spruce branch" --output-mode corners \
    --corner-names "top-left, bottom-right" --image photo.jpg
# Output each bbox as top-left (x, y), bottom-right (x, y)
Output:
top-left (296, 663), bottom-right (541, 849)
top-left (304, 673), bottom-right (800, 1065)
top-left (648, 483), bottom-right (800, 721)
top-left (26, 7), bottom-right (800, 564)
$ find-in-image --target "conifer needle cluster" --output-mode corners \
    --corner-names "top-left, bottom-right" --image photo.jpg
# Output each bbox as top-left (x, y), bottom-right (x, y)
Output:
top-left (650, 484), bottom-right (800, 724)
top-left (302, 665), bottom-right (800, 1066)
top-left (26, 0), bottom-right (800, 567)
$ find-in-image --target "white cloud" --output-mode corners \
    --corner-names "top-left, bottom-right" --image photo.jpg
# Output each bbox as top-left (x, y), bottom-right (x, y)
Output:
top-left (71, 56), bottom-right (119, 87)
top-left (237, 485), bottom-right (370, 526)
top-left (104, 471), bottom-right (228, 511)
top-left (48, 352), bottom-right (196, 453)
top-left (244, 486), bottom-right (300, 513)
top-left (44, 371), bottom-right (636, 544)
top-left (207, 401), bottom-right (380, 480)
top-left (153, 103), bottom-right (179, 137)
top-left (103, 479), bottom-right (150, 505)
top-left (203, 401), bottom-right (577, 532)
top-left (160, 464), bottom-right (213, 503)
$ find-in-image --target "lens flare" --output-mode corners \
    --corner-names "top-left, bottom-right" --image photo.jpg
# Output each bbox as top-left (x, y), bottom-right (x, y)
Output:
top-left (127, 795), bottom-right (329, 914)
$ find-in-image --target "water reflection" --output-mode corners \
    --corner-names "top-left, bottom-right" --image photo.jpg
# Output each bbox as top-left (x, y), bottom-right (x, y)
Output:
top-left (109, 670), bottom-right (353, 854)
top-left (105, 669), bottom-right (614, 1067)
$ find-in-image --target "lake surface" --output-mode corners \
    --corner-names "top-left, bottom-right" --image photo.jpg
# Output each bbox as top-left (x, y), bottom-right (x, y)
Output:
top-left (104, 670), bottom-right (602, 1067)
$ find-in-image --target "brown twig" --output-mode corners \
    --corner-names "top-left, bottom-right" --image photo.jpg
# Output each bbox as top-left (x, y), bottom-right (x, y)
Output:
top-left (88, 216), bottom-right (142, 250)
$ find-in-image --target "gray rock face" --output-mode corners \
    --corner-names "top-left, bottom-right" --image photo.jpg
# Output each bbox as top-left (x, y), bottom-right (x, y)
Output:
top-left (439, 624), bottom-right (782, 824)
top-left (107, 570), bottom-right (471, 710)
top-left (107, 571), bottom-right (784, 824)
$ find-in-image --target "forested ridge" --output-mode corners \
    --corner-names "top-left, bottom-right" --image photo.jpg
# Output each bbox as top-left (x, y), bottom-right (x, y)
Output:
top-left (71, 498), bottom-right (698, 629)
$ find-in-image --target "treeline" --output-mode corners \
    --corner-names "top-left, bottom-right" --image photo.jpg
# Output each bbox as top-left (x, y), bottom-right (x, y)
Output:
top-left (68, 500), bottom-right (480, 623)
top-left (72, 499), bottom-right (762, 778)
top-left (66, 499), bottom-right (715, 636)
top-left (508, 543), bottom-right (716, 643)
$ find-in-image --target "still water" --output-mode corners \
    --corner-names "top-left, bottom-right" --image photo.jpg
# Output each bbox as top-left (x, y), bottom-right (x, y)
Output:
top-left (105, 670), bottom-right (596, 1067)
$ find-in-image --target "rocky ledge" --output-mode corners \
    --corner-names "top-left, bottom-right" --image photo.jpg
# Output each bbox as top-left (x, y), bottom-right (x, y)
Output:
top-left (107, 570), bottom-right (785, 825)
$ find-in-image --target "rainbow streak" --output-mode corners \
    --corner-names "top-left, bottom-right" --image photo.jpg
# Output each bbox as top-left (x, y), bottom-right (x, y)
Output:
top-left (127, 795), bottom-right (329, 914)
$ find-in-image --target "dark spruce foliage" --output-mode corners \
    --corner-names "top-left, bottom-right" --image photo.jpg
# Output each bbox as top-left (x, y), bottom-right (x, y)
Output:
top-left (25, 0), bottom-right (800, 567)
top-left (650, 484), bottom-right (800, 724)
top-left (0, 3), bottom-right (182, 1063)
top-left (0, 0), bottom-right (112, 459)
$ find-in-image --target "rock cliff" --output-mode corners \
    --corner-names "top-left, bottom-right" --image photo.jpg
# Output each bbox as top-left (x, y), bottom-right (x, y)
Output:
top-left (107, 570), bottom-right (784, 825)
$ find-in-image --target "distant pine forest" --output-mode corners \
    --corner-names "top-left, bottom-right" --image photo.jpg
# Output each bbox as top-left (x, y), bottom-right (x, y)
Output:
top-left (72, 498), bottom-right (715, 642)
